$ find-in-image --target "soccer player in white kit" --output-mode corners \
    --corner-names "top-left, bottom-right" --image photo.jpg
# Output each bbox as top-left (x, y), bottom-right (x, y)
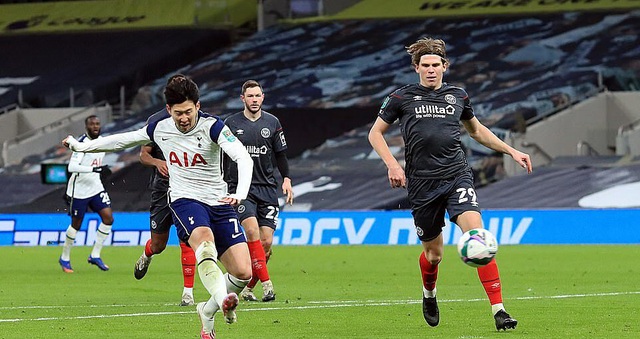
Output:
top-left (62, 75), bottom-right (253, 339)
top-left (59, 115), bottom-right (113, 273)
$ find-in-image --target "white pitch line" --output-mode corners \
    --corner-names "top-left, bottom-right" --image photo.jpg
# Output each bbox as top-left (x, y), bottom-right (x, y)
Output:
top-left (1, 291), bottom-right (638, 323)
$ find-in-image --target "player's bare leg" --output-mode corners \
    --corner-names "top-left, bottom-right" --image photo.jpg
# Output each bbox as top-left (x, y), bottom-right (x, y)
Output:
top-left (242, 217), bottom-right (275, 301)
top-left (134, 232), bottom-right (169, 279)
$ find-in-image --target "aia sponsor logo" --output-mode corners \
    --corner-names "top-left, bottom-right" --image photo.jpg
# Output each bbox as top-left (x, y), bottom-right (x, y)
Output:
top-left (168, 152), bottom-right (208, 167)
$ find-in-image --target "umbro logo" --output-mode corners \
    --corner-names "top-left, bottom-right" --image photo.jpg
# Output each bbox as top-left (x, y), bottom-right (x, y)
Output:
top-left (236, 129), bottom-right (244, 135)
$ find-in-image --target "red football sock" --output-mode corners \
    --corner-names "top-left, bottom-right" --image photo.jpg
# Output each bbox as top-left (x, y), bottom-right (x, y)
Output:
top-left (180, 242), bottom-right (195, 288)
top-left (477, 259), bottom-right (503, 305)
top-left (144, 239), bottom-right (154, 257)
top-left (247, 240), bottom-right (270, 283)
top-left (419, 251), bottom-right (439, 291)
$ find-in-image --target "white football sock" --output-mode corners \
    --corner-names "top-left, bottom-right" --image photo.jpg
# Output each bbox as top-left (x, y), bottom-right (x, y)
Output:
top-left (225, 273), bottom-right (250, 294)
top-left (423, 286), bottom-right (437, 298)
top-left (91, 223), bottom-right (112, 258)
top-left (491, 303), bottom-right (505, 315)
top-left (61, 226), bottom-right (77, 261)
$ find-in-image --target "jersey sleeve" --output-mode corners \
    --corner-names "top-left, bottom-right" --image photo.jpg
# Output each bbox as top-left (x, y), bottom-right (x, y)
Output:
top-left (461, 92), bottom-right (475, 121)
top-left (216, 124), bottom-right (253, 200)
top-left (378, 92), bottom-right (403, 124)
top-left (273, 118), bottom-right (287, 153)
top-left (69, 127), bottom-right (150, 153)
top-left (67, 151), bottom-right (94, 173)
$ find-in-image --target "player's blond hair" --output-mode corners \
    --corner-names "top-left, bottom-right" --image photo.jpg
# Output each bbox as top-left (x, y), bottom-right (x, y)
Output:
top-left (406, 37), bottom-right (449, 67)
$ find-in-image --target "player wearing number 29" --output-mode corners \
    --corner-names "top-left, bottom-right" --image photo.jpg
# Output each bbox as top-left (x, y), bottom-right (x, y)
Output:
top-left (368, 37), bottom-right (532, 331)
top-left (62, 74), bottom-right (253, 339)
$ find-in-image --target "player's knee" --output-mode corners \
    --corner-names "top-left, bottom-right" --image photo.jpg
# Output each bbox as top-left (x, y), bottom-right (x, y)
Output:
top-left (236, 269), bottom-right (252, 281)
top-left (425, 251), bottom-right (442, 265)
top-left (260, 237), bottom-right (273, 252)
top-left (429, 256), bottom-right (442, 266)
top-left (102, 216), bottom-right (114, 225)
top-left (195, 241), bottom-right (218, 263)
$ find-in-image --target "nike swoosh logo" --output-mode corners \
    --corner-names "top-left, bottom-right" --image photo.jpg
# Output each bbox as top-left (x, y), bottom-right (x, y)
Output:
top-left (161, 137), bottom-right (169, 141)
top-left (231, 233), bottom-right (243, 239)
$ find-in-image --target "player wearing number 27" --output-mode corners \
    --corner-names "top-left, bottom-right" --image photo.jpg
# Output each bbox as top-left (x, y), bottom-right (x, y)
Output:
top-left (62, 75), bottom-right (253, 339)
top-left (368, 37), bottom-right (532, 331)
top-left (224, 80), bottom-right (294, 302)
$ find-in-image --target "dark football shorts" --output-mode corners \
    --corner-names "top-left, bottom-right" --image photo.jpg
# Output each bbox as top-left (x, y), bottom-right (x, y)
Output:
top-left (149, 190), bottom-right (172, 234)
top-left (235, 185), bottom-right (279, 230)
top-left (408, 169), bottom-right (481, 242)
top-left (68, 191), bottom-right (111, 219)
top-left (170, 198), bottom-right (246, 256)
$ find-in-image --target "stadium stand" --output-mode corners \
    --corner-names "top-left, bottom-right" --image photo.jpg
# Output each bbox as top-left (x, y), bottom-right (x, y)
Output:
top-left (0, 29), bottom-right (233, 108)
top-left (2, 9), bottom-right (640, 212)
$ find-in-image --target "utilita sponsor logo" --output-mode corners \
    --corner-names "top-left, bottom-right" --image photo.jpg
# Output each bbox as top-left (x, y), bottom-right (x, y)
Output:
top-left (246, 145), bottom-right (268, 157)
top-left (414, 105), bottom-right (455, 116)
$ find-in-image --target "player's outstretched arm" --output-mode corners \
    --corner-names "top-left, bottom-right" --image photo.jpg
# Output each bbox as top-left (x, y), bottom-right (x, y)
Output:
top-left (63, 128), bottom-right (150, 153)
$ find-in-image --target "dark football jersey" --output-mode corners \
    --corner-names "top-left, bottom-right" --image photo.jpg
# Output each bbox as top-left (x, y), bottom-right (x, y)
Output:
top-left (378, 83), bottom-right (475, 179)
top-left (145, 110), bottom-right (170, 192)
top-left (224, 111), bottom-right (287, 190)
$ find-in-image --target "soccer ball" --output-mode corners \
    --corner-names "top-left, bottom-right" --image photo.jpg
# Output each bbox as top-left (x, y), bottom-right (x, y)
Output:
top-left (456, 228), bottom-right (498, 267)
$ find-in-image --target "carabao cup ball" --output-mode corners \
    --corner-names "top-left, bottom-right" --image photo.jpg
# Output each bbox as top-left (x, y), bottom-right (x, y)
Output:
top-left (457, 228), bottom-right (498, 267)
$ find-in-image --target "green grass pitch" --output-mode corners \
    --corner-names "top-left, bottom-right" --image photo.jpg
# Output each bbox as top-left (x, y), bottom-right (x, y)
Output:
top-left (0, 245), bottom-right (638, 338)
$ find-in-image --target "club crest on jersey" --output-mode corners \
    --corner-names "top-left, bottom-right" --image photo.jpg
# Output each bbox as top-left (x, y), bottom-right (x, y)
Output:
top-left (261, 128), bottom-right (271, 138)
top-left (169, 151), bottom-right (208, 167)
top-left (222, 130), bottom-right (237, 142)
top-left (445, 94), bottom-right (457, 104)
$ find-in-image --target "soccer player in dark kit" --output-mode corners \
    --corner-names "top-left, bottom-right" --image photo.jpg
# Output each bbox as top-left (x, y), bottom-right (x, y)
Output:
top-left (224, 80), bottom-right (294, 302)
top-left (368, 37), bottom-right (532, 331)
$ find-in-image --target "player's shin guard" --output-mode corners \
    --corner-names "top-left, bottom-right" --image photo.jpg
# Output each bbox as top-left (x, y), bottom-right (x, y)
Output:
top-left (225, 273), bottom-right (251, 294)
top-left (180, 242), bottom-right (196, 289)
top-left (419, 252), bottom-right (439, 295)
top-left (247, 240), bottom-right (270, 283)
top-left (477, 259), bottom-right (503, 307)
top-left (91, 223), bottom-right (112, 258)
top-left (196, 241), bottom-right (226, 316)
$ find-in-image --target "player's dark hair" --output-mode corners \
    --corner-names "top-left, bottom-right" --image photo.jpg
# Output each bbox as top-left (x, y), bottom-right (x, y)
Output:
top-left (241, 80), bottom-right (263, 95)
top-left (406, 37), bottom-right (449, 67)
top-left (84, 115), bottom-right (98, 126)
top-left (164, 74), bottom-right (200, 106)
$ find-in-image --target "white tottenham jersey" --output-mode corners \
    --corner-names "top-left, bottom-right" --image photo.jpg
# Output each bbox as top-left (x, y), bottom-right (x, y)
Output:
top-left (67, 112), bottom-right (253, 206)
top-left (66, 134), bottom-right (106, 199)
